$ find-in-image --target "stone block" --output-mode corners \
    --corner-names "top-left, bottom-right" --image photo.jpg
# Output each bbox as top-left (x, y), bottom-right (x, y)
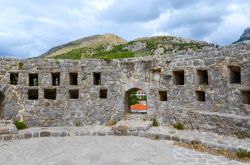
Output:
top-left (24, 132), bottom-right (32, 139)
top-left (40, 131), bottom-right (51, 137)
top-left (0, 128), bottom-right (9, 135)
top-left (172, 136), bottom-right (180, 142)
top-left (3, 135), bottom-right (12, 141)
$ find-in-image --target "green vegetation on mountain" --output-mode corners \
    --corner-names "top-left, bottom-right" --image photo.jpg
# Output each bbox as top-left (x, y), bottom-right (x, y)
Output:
top-left (53, 45), bottom-right (135, 60)
top-left (41, 34), bottom-right (215, 60)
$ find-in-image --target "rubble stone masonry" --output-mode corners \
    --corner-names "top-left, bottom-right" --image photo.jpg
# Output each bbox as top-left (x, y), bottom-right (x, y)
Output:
top-left (0, 42), bottom-right (249, 137)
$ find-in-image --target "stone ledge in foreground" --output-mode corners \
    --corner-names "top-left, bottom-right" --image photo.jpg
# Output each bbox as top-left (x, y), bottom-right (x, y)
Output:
top-left (0, 125), bottom-right (249, 153)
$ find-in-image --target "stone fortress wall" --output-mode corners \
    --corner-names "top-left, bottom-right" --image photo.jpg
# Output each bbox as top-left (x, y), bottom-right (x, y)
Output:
top-left (0, 43), bottom-right (249, 136)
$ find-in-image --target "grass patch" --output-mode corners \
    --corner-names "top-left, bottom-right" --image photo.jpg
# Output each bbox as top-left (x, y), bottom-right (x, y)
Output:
top-left (14, 120), bottom-right (28, 130)
top-left (53, 48), bottom-right (83, 60)
top-left (97, 51), bottom-right (135, 60)
top-left (236, 149), bottom-right (250, 159)
top-left (173, 122), bottom-right (185, 130)
top-left (18, 62), bottom-right (24, 69)
top-left (150, 135), bottom-right (160, 141)
top-left (175, 142), bottom-right (250, 163)
top-left (53, 45), bottom-right (135, 60)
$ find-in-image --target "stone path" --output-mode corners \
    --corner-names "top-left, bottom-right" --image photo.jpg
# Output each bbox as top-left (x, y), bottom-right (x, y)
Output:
top-left (173, 146), bottom-right (247, 165)
top-left (1, 119), bottom-right (250, 164)
top-left (1, 124), bottom-right (250, 153)
top-left (146, 126), bottom-right (250, 152)
top-left (0, 136), bottom-right (247, 165)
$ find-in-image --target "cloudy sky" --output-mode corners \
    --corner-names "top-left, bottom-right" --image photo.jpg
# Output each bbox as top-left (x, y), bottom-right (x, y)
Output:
top-left (0, 0), bottom-right (249, 58)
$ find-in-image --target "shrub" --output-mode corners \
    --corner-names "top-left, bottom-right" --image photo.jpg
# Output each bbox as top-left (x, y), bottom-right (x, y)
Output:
top-left (14, 120), bottom-right (28, 130)
top-left (146, 39), bottom-right (158, 50)
top-left (173, 122), bottom-right (185, 130)
top-left (236, 149), bottom-right (250, 158)
top-left (18, 63), bottom-right (24, 69)
top-left (152, 117), bottom-right (159, 127)
top-left (105, 119), bottom-right (117, 126)
top-left (75, 120), bottom-right (81, 127)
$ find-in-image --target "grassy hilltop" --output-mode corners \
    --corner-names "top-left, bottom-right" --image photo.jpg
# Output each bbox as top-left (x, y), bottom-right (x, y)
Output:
top-left (40, 33), bottom-right (215, 60)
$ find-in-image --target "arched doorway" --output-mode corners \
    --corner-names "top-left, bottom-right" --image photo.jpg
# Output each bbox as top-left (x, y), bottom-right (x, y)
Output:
top-left (124, 88), bottom-right (148, 114)
top-left (0, 91), bottom-right (4, 119)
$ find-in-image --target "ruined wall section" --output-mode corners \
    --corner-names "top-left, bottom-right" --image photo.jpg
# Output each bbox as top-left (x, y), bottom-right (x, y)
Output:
top-left (111, 43), bottom-right (250, 136)
top-left (149, 44), bottom-right (250, 135)
top-left (0, 59), bottom-right (24, 120)
top-left (1, 58), bottom-right (124, 126)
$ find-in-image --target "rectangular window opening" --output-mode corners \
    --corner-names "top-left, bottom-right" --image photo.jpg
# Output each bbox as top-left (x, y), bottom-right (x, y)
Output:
top-left (229, 66), bottom-right (241, 84)
top-left (100, 89), bottom-right (107, 99)
top-left (93, 72), bottom-right (101, 85)
top-left (159, 91), bottom-right (167, 101)
top-left (44, 89), bottom-right (56, 100)
top-left (28, 89), bottom-right (38, 100)
top-left (29, 73), bottom-right (38, 86)
top-left (196, 91), bottom-right (205, 102)
top-left (69, 72), bottom-right (78, 85)
top-left (10, 73), bottom-right (19, 85)
top-left (241, 91), bottom-right (250, 105)
top-left (197, 70), bottom-right (208, 85)
top-left (52, 73), bottom-right (60, 86)
top-left (173, 70), bottom-right (185, 85)
top-left (69, 89), bottom-right (79, 99)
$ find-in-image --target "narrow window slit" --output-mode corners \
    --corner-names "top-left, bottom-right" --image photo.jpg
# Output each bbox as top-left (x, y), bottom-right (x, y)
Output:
top-left (52, 73), bottom-right (60, 86)
top-left (173, 70), bottom-right (184, 85)
top-left (93, 72), bottom-right (101, 85)
top-left (241, 91), bottom-right (250, 105)
top-left (69, 89), bottom-right (79, 99)
top-left (29, 73), bottom-right (38, 86)
top-left (10, 73), bottom-right (19, 85)
top-left (100, 89), bottom-right (107, 99)
top-left (70, 73), bottom-right (78, 85)
top-left (229, 66), bottom-right (241, 84)
top-left (196, 91), bottom-right (205, 102)
top-left (44, 89), bottom-right (56, 100)
top-left (159, 91), bottom-right (167, 101)
top-left (28, 89), bottom-right (38, 100)
top-left (197, 70), bottom-right (208, 85)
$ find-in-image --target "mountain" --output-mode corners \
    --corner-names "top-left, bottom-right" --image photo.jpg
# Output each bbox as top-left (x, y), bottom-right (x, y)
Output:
top-left (40, 33), bottom-right (127, 58)
top-left (233, 27), bottom-right (250, 44)
top-left (40, 34), bottom-right (215, 60)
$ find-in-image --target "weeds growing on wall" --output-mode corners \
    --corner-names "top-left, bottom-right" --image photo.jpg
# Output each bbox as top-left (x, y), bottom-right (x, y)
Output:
top-left (173, 122), bottom-right (185, 130)
top-left (14, 120), bottom-right (28, 130)
top-left (152, 117), bottom-right (159, 127)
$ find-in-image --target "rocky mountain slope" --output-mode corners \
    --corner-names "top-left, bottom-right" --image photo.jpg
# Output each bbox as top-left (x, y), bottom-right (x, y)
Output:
top-left (41, 34), bottom-right (215, 60)
top-left (41, 34), bottom-right (127, 58)
top-left (233, 27), bottom-right (250, 44)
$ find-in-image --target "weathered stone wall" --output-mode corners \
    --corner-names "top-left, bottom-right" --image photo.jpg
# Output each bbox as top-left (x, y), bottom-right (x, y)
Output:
top-left (0, 43), bottom-right (249, 136)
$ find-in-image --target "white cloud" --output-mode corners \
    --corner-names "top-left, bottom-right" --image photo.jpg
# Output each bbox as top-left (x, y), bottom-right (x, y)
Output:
top-left (204, 2), bottom-right (250, 44)
top-left (89, 0), bottom-right (114, 11)
top-left (0, 0), bottom-right (249, 58)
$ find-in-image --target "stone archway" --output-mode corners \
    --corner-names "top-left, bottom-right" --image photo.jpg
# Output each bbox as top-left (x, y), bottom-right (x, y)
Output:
top-left (0, 91), bottom-right (4, 119)
top-left (124, 88), bottom-right (148, 114)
